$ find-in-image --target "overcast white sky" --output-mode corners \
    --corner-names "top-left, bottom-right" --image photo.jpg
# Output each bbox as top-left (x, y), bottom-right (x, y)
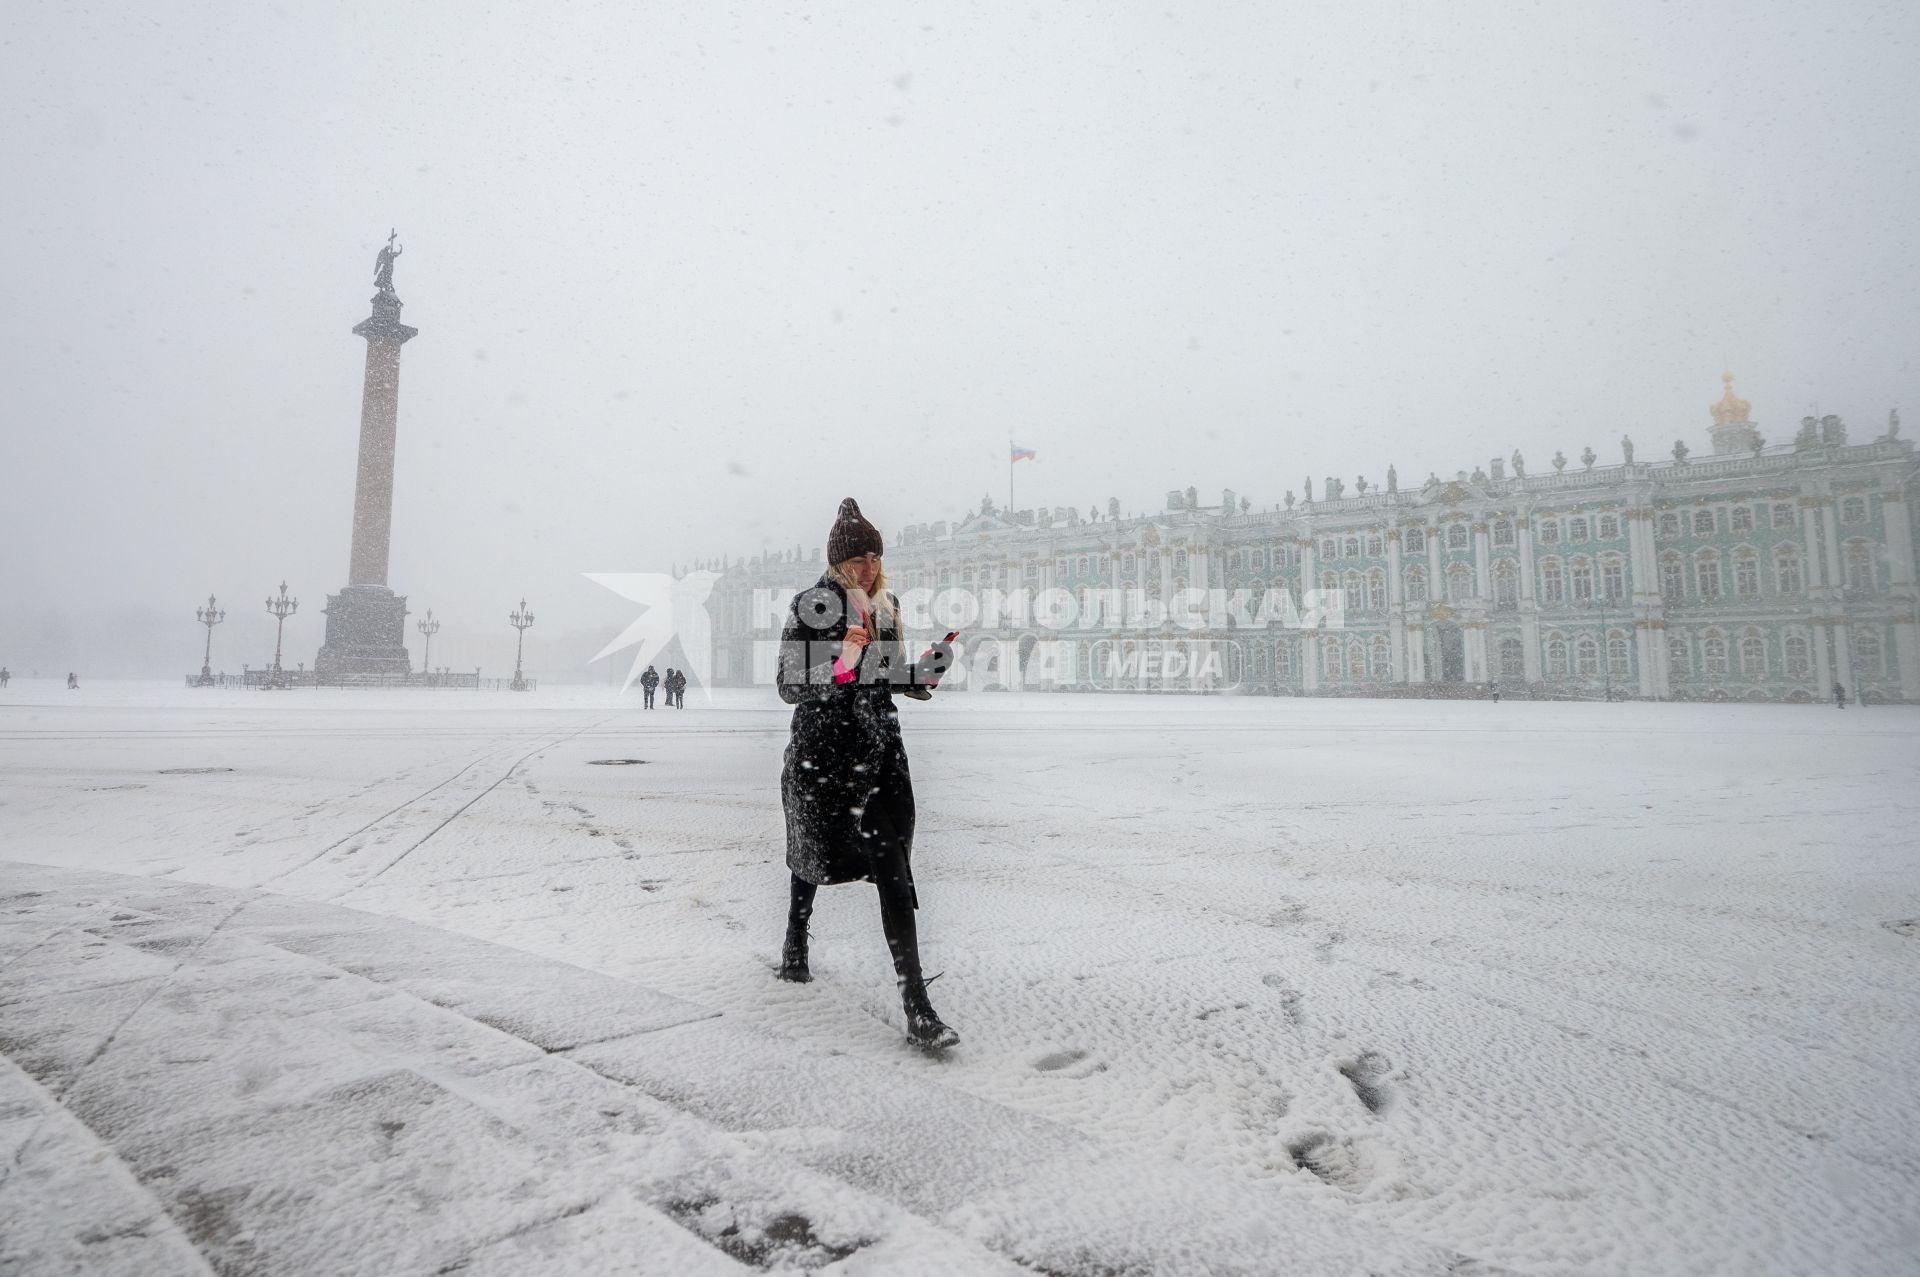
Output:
top-left (2, 0), bottom-right (1915, 674)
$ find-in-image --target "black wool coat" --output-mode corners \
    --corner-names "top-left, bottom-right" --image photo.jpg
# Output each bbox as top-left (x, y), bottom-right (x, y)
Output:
top-left (777, 574), bottom-right (919, 886)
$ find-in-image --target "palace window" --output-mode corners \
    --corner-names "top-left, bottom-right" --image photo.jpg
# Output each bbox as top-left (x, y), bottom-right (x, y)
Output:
top-left (1856, 627), bottom-right (1883, 674)
top-left (1098, 554), bottom-right (1111, 574)
top-left (1056, 558), bottom-right (1067, 576)
top-left (1499, 637), bottom-right (1524, 678)
top-left (1322, 640), bottom-right (1341, 680)
top-left (1658, 512), bottom-right (1681, 539)
top-left (1366, 570), bottom-right (1386, 610)
top-left (1348, 641), bottom-right (1367, 681)
top-left (1226, 551), bottom-right (1240, 572)
top-left (1575, 634), bottom-right (1599, 677)
top-left (1366, 534), bottom-right (1383, 558)
top-left (1447, 522), bottom-right (1469, 550)
top-left (1668, 636), bottom-right (1691, 678)
top-left (1702, 634), bottom-right (1729, 677)
top-left (1249, 549), bottom-right (1265, 571)
top-left (1570, 558), bottom-right (1593, 602)
top-left (1661, 554), bottom-right (1684, 598)
top-left (1322, 538), bottom-right (1338, 561)
top-left (1539, 519), bottom-right (1561, 545)
top-left (1772, 546), bottom-right (1801, 595)
top-left (1841, 496), bottom-right (1868, 524)
top-left (1371, 635), bottom-right (1391, 680)
top-left (1174, 549), bottom-right (1188, 572)
top-left (1541, 560), bottom-right (1565, 604)
top-left (1730, 506), bottom-right (1754, 533)
top-left (1123, 552), bottom-right (1136, 574)
top-left (1696, 552), bottom-right (1722, 600)
top-left (1320, 571), bottom-right (1339, 601)
top-left (1493, 519), bottom-right (1515, 546)
top-left (1608, 631), bottom-right (1631, 679)
top-left (1735, 551), bottom-right (1760, 597)
top-left (1845, 541), bottom-right (1873, 591)
top-left (1598, 514), bottom-right (1620, 540)
top-left (1545, 635), bottom-right (1569, 678)
top-left (1785, 634), bottom-right (1811, 678)
top-left (1601, 556), bottom-right (1625, 601)
top-left (1447, 563), bottom-right (1474, 604)
top-left (1693, 509), bottom-right (1716, 536)
top-left (1405, 528), bottom-right (1426, 554)
top-left (1494, 562), bottom-right (1519, 609)
top-left (1344, 571), bottom-right (1363, 612)
top-left (1344, 536), bottom-right (1360, 559)
top-left (1405, 567), bottom-right (1428, 603)
top-left (1772, 503), bottom-right (1796, 530)
top-left (1274, 641), bottom-right (1295, 680)
top-left (1569, 516), bottom-right (1589, 542)
top-left (1739, 633), bottom-right (1766, 678)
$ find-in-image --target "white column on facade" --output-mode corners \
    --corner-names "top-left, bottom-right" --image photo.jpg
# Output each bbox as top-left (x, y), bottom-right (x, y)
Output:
top-left (1386, 528), bottom-right (1407, 681)
top-left (1821, 500), bottom-right (1846, 591)
top-left (1473, 522), bottom-right (1492, 600)
top-left (1465, 620), bottom-right (1488, 683)
top-left (1405, 622), bottom-right (1425, 681)
top-left (1298, 534), bottom-right (1319, 691)
top-left (1802, 498), bottom-right (1827, 589)
top-left (1517, 516), bottom-right (1541, 682)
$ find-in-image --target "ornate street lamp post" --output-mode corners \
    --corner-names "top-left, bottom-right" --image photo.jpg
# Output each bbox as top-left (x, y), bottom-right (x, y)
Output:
top-left (416, 608), bottom-right (440, 686)
top-left (265, 581), bottom-right (298, 689)
top-left (195, 594), bottom-right (226, 687)
top-left (509, 599), bottom-right (535, 691)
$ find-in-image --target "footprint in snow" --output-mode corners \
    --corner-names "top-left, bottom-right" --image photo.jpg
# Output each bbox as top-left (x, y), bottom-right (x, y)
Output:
top-left (1031, 1047), bottom-right (1092, 1073)
top-left (1337, 1050), bottom-right (1394, 1115)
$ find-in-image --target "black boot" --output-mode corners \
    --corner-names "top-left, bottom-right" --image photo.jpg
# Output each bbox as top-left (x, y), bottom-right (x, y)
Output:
top-left (898, 974), bottom-right (959, 1049)
top-left (777, 916), bottom-right (811, 982)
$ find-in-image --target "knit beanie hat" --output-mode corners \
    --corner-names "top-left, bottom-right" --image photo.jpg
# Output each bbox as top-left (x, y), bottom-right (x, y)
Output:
top-left (826, 497), bottom-right (884, 565)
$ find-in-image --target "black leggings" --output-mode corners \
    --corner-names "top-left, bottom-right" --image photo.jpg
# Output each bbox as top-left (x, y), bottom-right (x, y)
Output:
top-left (788, 795), bottom-right (921, 979)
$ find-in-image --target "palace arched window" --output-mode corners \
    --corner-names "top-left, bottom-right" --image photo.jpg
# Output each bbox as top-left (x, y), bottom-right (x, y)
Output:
top-left (1322, 538), bottom-right (1338, 561)
top-left (1734, 550), bottom-right (1760, 597)
top-left (1320, 571), bottom-right (1339, 597)
top-left (1845, 540), bottom-right (1874, 592)
top-left (1446, 563), bottom-right (1474, 604)
top-left (1545, 634), bottom-right (1569, 678)
top-left (1494, 561), bottom-right (1519, 609)
top-left (1366, 569), bottom-right (1386, 610)
top-left (1608, 630), bottom-right (1631, 679)
top-left (1493, 519), bottom-right (1515, 546)
top-left (1841, 496), bottom-right (1868, 524)
top-left (1366, 534), bottom-right (1383, 558)
top-left (1730, 506), bottom-right (1754, 534)
top-left (1343, 535), bottom-right (1360, 559)
top-left (1695, 551), bottom-right (1722, 600)
top-left (1499, 637), bottom-right (1524, 677)
top-left (1348, 641), bottom-right (1367, 680)
top-left (1174, 549), bottom-right (1187, 572)
top-left (1322, 640), bottom-right (1341, 680)
top-left (1658, 511), bottom-right (1681, 538)
top-left (1539, 519), bottom-right (1561, 545)
top-left (1598, 514), bottom-right (1620, 540)
top-left (1344, 571), bottom-right (1363, 612)
top-left (1784, 633), bottom-right (1811, 678)
top-left (1771, 502), bottom-right (1796, 530)
top-left (1569, 516), bottom-right (1589, 542)
top-left (1739, 632), bottom-right (1766, 678)
top-left (1766, 541), bottom-right (1797, 591)
top-left (1692, 508), bottom-right (1716, 536)
top-left (1405, 528), bottom-right (1426, 554)
top-left (1274, 640), bottom-right (1295, 680)
top-left (1601, 555), bottom-right (1625, 601)
top-left (1541, 560), bottom-right (1564, 605)
top-left (1406, 567), bottom-right (1428, 603)
top-left (1447, 522), bottom-right (1469, 550)
top-left (1249, 548), bottom-right (1265, 571)
top-left (1122, 552), bottom-right (1136, 575)
top-left (1701, 633), bottom-right (1729, 677)
top-left (1855, 627), bottom-right (1883, 674)
top-left (1371, 635), bottom-right (1391, 679)
top-left (1569, 557), bottom-right (1594, 602)
top-left (1668, 635), bottom-right (1692, 678)
top-left (1575, 634), bottom-right (1599, 677)
top-left (1661, 553), bottom-right (1684, 598)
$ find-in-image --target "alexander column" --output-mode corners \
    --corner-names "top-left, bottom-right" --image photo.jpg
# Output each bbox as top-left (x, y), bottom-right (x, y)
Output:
top-left (315, 232), bottom-right (418, 677)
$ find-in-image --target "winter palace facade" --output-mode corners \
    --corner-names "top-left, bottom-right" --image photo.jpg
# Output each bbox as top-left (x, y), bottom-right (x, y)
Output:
top-left (704, 379), bottom-right (1917, 702)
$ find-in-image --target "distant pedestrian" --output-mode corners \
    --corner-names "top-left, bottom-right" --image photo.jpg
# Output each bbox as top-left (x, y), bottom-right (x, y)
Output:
top-left (1489, 681), bottom-right (1500, 703)
top-left (1833, 681), bottom-right (1848, 710)
top-left (0, 666), bottom-right (9, 688)
top-left (640, 664), bottom-right (659, 709)
top-left (670, 668), bottom-right (686, 708)
top-left (67, 672), bottom-right (78, 690)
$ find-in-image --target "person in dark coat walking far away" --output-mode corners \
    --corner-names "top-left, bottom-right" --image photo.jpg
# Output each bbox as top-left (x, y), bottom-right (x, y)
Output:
top-left (776, 497), bottom-right (958, 1048)
top-left (1833, 681), bottom-right (1848, 709)
top-left (640, 664), bottom-right (659, 708)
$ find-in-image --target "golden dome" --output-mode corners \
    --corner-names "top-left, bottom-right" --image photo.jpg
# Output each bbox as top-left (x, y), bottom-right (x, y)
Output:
top-left (1710, 372), bottom-right (1751, 426)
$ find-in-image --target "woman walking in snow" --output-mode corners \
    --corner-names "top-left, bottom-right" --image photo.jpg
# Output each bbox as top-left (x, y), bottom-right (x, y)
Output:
top-left (776, 498), bottom-right (958, 1048)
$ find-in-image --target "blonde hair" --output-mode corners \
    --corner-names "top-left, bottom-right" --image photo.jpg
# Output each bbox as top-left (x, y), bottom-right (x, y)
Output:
top-left (827, 558), bottom-right (896, 630)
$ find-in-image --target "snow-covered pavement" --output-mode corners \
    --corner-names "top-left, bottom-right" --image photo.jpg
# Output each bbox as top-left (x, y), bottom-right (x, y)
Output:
top-left (3, 682), bottom-right (1917, 1274)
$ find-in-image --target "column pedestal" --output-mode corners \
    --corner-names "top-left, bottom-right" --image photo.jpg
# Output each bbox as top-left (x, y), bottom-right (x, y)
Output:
top-left (315, 586), bottom-right (411, 677)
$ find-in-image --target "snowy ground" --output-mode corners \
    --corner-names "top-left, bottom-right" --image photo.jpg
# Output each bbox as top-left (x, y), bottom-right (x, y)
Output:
top-left (2, 680), bottom-right (1917, 1275)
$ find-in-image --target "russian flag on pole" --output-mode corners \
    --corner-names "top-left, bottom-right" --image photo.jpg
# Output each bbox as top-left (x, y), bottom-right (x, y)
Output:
top-left (1010, 442), bottom-right (1037, 462)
